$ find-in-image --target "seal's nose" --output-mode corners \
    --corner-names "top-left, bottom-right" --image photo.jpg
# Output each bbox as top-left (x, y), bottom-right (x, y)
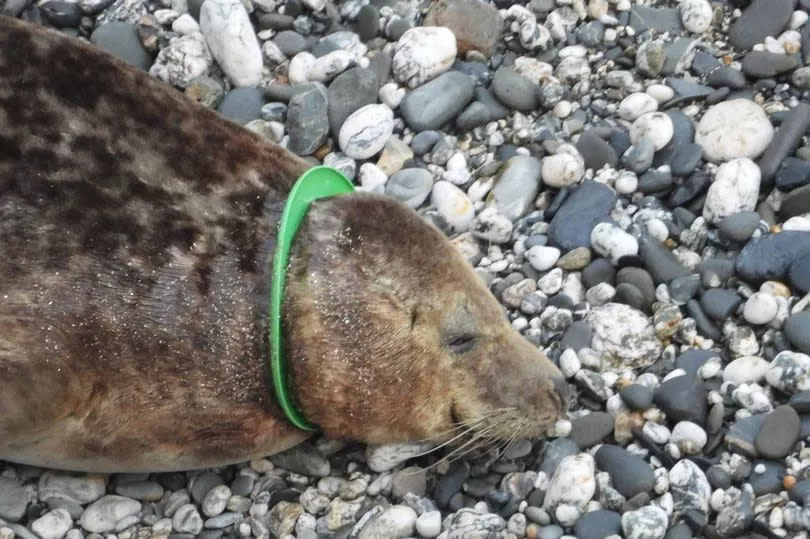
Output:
top-left (552, 376), bottom-right (571, 408)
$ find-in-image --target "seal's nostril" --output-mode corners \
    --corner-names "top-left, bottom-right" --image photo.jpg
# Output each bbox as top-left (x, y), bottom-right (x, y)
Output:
top-left (552, 376), bottom-right (571, 405)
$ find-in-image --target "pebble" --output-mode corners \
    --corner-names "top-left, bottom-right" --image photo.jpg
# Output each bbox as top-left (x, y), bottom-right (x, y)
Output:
top-left (790, 253), bottom-right (810, 293)
top-left (39, 473), bottom-right (106, 505)
top-left (400, 71), bottom-right (474, 131)
top-left (737, 231), bottom-right (810, 282)
top-left (79, 496), bottom-right (141, 533)
top-left (575, 131), bottom-right (618, 171)
top-left (569, 412), bottom-right (613, 448)
top-left (574, 510), bottom-right (621, 539)
top-left (199, 0), bottom-right (262, 87)
top-left (680, 0), bottom-right (712, 33)
top-left (327, 67), bottom-right (378, 139)
top-left (489, 155), bottom-right (542, 221)
top-left (741, 50), bottom-right (799, 79)
top-left (90, 22), bottom-right (152, 70)
top-left (217, 88), bottom-right (264, 125)
top-left (542, 151), bottom-right (585, 188)
top-left (618, 93), bottom-right (658, 121)
top-left (703, 158), bottom-right (761, 224)
top-left (392, 27), bottom-right (456, 88)
top-left (527, 246), bottom-right (561, 271)
top-left (492, 66), bottom-right (538, 112)
top-left (766, 351), bottom-right (810, 395)
top-left (755, 405), bottom-right (801, 459)
top-left (424, 0), bottom-right (502, 57)
top-left (415, 510), bottom-right (441, 538)
top-left (588, 303), bottom-right (661, 368)
top-left (471, 208), bottom-right (513, 244)
top-left (542, 454), bottom-right (596, 512)
top-left (630, 112), bottom-right (674, 151)
top-left (386, 168), bottom-right (433, 208)
top-left (695, 100), bottom-right (774, 162)
top-left (338, 104), bottom-right (394, 160)
top-left (590, 223), bottom-right (639, 264)
top-left (31, 509), bottom-right (72, 539)
top-left (669, 459), bottom-right (711, 514)
top-left (0, 478), bottom-right (31, 522)
top-left (356, 505), bottom-right (416, 538)
top-left (595, 445), bottom-right (655, 498)
top-left (785, 311), bottom-right (810, 354)
top-left (148, 33), bottom-right (213, 88)
top-left (286, 83), bottom-right (329, 155)
top-left (730, 0), bottom-right (794, 50)
top-left (718, 211), bottom-right (761, 243)
top-left (621, 505), bottom-right (668, 539)
top-left (655, 374), bottom-right (707, 424)
top-left (670, 421), bottom-right (707, 455)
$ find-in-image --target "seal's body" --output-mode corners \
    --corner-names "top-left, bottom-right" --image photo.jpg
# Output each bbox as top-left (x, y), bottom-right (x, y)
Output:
top-left (0, 16), bottom-right (569, 473)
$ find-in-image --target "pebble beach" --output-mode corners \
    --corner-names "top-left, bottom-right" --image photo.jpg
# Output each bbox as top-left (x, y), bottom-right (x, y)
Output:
top-left (5, 0), bottom-right (810, 537)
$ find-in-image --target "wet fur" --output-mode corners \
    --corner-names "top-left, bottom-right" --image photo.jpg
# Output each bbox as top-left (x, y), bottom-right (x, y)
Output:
top-left (0, 16), bottom-right (567, 473)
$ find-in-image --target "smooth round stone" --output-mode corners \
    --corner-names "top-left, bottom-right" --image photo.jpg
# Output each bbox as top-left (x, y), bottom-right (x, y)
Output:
top-left (542, 454), bottom-right (596, 513)
top-left (31, 508), bottom-right (72, 539)
top-left (491, 66), bottom-right (538, 112)
top-left (790, 253), bottom-right (810, 293)
top-left (338, 104), bottom-right (394, 160)
top-left (273, 30), bottom-right (307, 56)
top-left (695, 100), bottom-right (774, 162)
top-left (573, 510), bottom-right (621, 539)
top-left (392, 26), bottom-right (456, 88)
top-left (557, 247), bottom-right (591, 271)
top-left (327, 67), bottom-right (378, 139)
top-left (582, 258), bottom-right (616, 288)
top-left (0, 478), bottom-right (31, 522)
top-left (356, 505), bottom-right (417, 538)
top-left (638, 169), bottom-right (672, 195)
top-left (286, 84), bottom-right (329, 156)
top-left (646, 83), bottom-right (674, 104)
top-left (430, 181), bottom-right (474, 233)
top-left (669, 460), bottom-right (711, 515)
top-left (618, 92), bottom-right (658, 121)
top-left (614, 283), bottom-right (646, 311)
top-left (718, 211), bottom-right (760, 243)
top-left (700, 288), bottom-right (742, 321)
top-left (471, 208), bottom-right (513, 244)
top-left (616, 268), bottom-right (655, 308)
top-left (789, 390), bottom-right (810, 413)
top-left (785, 311), bottom-right (810, 354)
top-left (400, 72), bottom-right (475, 132)
top-left (736, 231), bottom-right (810, 283)
top-left (755, 405), bottom-right (801, 459)
top-left (766, 351), bottom-right (810, 395)
top-left (90, 22), bottom-right (152, 70)
top-left (41, 0), bottom-right (82, 26)
top-left (549, 182), bottom-right (616, 251)
top-left (724, 355), bottom-right (770, 385)
top-left (385, 168), bottom-right (433, 209)
top-left (527, 246), bottom-right (562, 271)
top-left (670, 143), bottom-right (703, 177)
top-left (456, 102), bottom-right (490, 130)
top-left (742, 292), bottom-right (778, 325)
top-left (355, 4), bottom-right (379, 41)
top-left (776, 157), bottom-right (810, 191)
top-left (636, 39), bottom-right (666, 77)
top-left (655, 374), bottom-right (707, 424)
top-left (561, 320), bottom-right (592, 351)
top-left (595, 445), bottom-right (655, 498)
top-left (79, 496), bottom-right (141, 534)
top-left (781, 184), bottom-right (810, 220)
top-left (622, 505), bottom-right (668, 539)
top-left (703, 158), bottom-right (761, 224)
top-left (569, 412), bottom-right (613, 448)
top-left (217, 88), bottom-right (265, 125)
top-left (411, 131), bottom-right (440, 155)
top-left (620, 383), bottom-right (654, 410)
top-left (680, 0), bottom-right (712, 33)
top-left (750, 460), bottom-right (786, 496)
top-left (415, 510), bottom-right (441, 538)
top-left (706, 65), bottom-right (747, 89)
top-left (670, 421), bottom-right (707, 454)
top-left (542, 152), bottom-right (585, 188)
top-left (630, 112), bottom-right (673, 151)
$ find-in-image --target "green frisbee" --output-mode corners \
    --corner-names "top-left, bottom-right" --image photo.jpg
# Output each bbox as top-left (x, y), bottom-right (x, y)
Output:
top-left (269, 165), bottom-right (355, 431)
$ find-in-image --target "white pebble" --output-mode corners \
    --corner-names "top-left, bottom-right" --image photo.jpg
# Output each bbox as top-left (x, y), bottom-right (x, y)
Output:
top-left (378, 82), bottom-right (405, 109)
top-left (199, 0), bottom-right (263, 87)
top-left (670, 421), bottom-right (707, 455)
top-left (618, 92), bottom-right (658, 121)
top-left (559, 348), bottom-right (581, 378)
top-left (680, 0), bottom-right (712, 33)
top-left (590, 223), bottom-right (639, 263)
top-left (614, 171), bottom-right (638, 194)
top-left (630, 112), bottom-right (674, 151)
top-left (695, 99), bottom-right (774, 162)
top-left (431, 181), bottom-right (475, 233)
top-left (743, 292), bottom-right (779, 325)
top-left (415, 511), bottom-right (441, 538)
top-left (357, 163), bottom-right (388, 193)
top-left (703, 158), bottom-right (761, 224)
top-left (646, 84), bottom-right (674, 104)
top-left (723, 356), bottom-right (770, 385)
top-left (527, 245), bottom-right (561, 271)
top-left (392, 27), bottom-right (457, 88)
top-left (542, 152), bottom-right (585, 188)
top-left (791, 10), bottom-right (809, 30)
top-left (338, 104), bottom-right (394, 160)
top-left (646, 218), bottom-right (669, 241)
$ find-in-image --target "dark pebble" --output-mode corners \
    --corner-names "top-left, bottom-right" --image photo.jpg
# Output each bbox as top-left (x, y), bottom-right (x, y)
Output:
top-left (675, 349), bottom-right (716, 376)
top-left (789, 390), bottom-right (810, 413)
top-left (785, 311), bottom-right (810, 354)
top-left (790, 479), bottom-right (810, 505)
top-left (759, 103), bottom-right (810, 183)
top-left (638, 169), bottom-right (672, 195)
top-left (664, 523), bottom-right (694, 539)
top-left (750, 460), bottom-right (786, 496)
top-left (90, 22), bottom-right (153, 70)
top-left (718, 212), bottom-right (761, 243)
top-left (668, 171), bottom-right (710, 207)
top-left (736, 231), bottom-right (810, 283)
top-left (327, 67), bottom-right (378, 139)
top-left (668, 274), bottom-right (701, 304)
top-left (726, 414), bottom-right (766, 457)
top-left (548, 181), bottom-right (616, 251)
top-left (638, 236), bottom-right (690, 284)
top-left (258, 13), bottom-right (295, 30)
top-left (217, 88), bottom-right (265, 125)
top-left (539, 438), bottom-right (579, 477)
top-left (654, 374), bottom-right (708, 425)
top-left (700, 288), bottom-right (742, 321)
top-left (474, 87), bottom-right (510, 121)
top-left (491, 66), bottom-right (538, 112)
top-left (706, 465), bottom-right (732, 489)
top-left (40, 0), bottom-right (81, 27)
top-left (570, 412), bottom-right (614, 448)
top-left (560, 321), bottom-right (592, 351)
top-left (670, 143), bottom-right (703, 177)
top-left (355, 4), bottom-right (379, 41)
top-left (614, 282), bottom-right (647, 311)
top-left (576, 130), bottom-right (619, 171)
top-left (780, 184), bottom-right (810, 219)
top-left (582, 258), bottom-right (616, 288)
top-left (729, 0), bottom-right (793, 50)
top-left (401, 72), bottom-right (475, 131)
top-left (595, 445), bottom-right (656, 498)
top-left (456, 102), bottom-right (490, 130)
top-left (776, 157), bottom-right (810, 191)
top-left (619, 384), bottom-right (654, 410)
top-left (741, 51), bottom-right (799, 78)
top-left (608, 129), bottom-right (632, 158)
top-left (686, 299), bottom-right (722, 341)
top-left (706, 66), bottom-right (747, 89)
top-left (434, 462), bottom-right (470, 508)
top-left (573, 510), bottom-right (622, 539)
top-left (273, 30), bottom-right (307, 56)
top-left (755, 405), bottom-right (801, 459)
top-left (616, 267), bottom-right (656, 307)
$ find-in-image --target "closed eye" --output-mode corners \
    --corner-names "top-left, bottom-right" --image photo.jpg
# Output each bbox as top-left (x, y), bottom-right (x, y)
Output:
top-left (447, 335), bottom-right (477, 354)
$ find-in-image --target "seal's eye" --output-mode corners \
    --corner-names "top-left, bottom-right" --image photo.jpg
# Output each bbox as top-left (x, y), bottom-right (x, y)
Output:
top-left (447, 335), bottom-right (477, 354)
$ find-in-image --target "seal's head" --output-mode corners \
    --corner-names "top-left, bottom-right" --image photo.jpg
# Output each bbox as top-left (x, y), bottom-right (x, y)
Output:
top-left (285, 193), bottom-right (570, 447)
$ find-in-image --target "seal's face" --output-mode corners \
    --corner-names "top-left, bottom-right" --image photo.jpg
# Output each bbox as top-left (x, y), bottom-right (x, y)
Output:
top-left (286, 193), bottom-right (570, 449)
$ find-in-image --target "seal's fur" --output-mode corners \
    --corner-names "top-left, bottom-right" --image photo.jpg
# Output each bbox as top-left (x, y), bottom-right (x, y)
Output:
top-left (0, 16), bottom-right (568, 473)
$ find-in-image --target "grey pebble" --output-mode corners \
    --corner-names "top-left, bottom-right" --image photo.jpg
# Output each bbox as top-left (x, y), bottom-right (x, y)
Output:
top-left (785, 311), bottom-right (810, 355)
top-left (595, 445), bottom-right (655, 499)
top-left (90, 22), bottom-right (152, 70)
top-left (386, 168), bottom-right (434, 208)
top-left (286, 83), bottom-right (329, 156)
top-left (755, 405), bottom-right (800, 459)
top-left (491, 66), bottom-right (538, 112)
top-left (400, 72), bottom-right (475, 131)
top-left (569, 412), bottom-right (613, 448)
top-left (729, 0), bottom-right (793, 50)
top-left (217, 88), bottom-right (265, 125)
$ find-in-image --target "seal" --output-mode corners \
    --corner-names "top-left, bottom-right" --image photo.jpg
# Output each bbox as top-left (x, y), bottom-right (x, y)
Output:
top-left (0, 15), bottom-right (569, 473)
